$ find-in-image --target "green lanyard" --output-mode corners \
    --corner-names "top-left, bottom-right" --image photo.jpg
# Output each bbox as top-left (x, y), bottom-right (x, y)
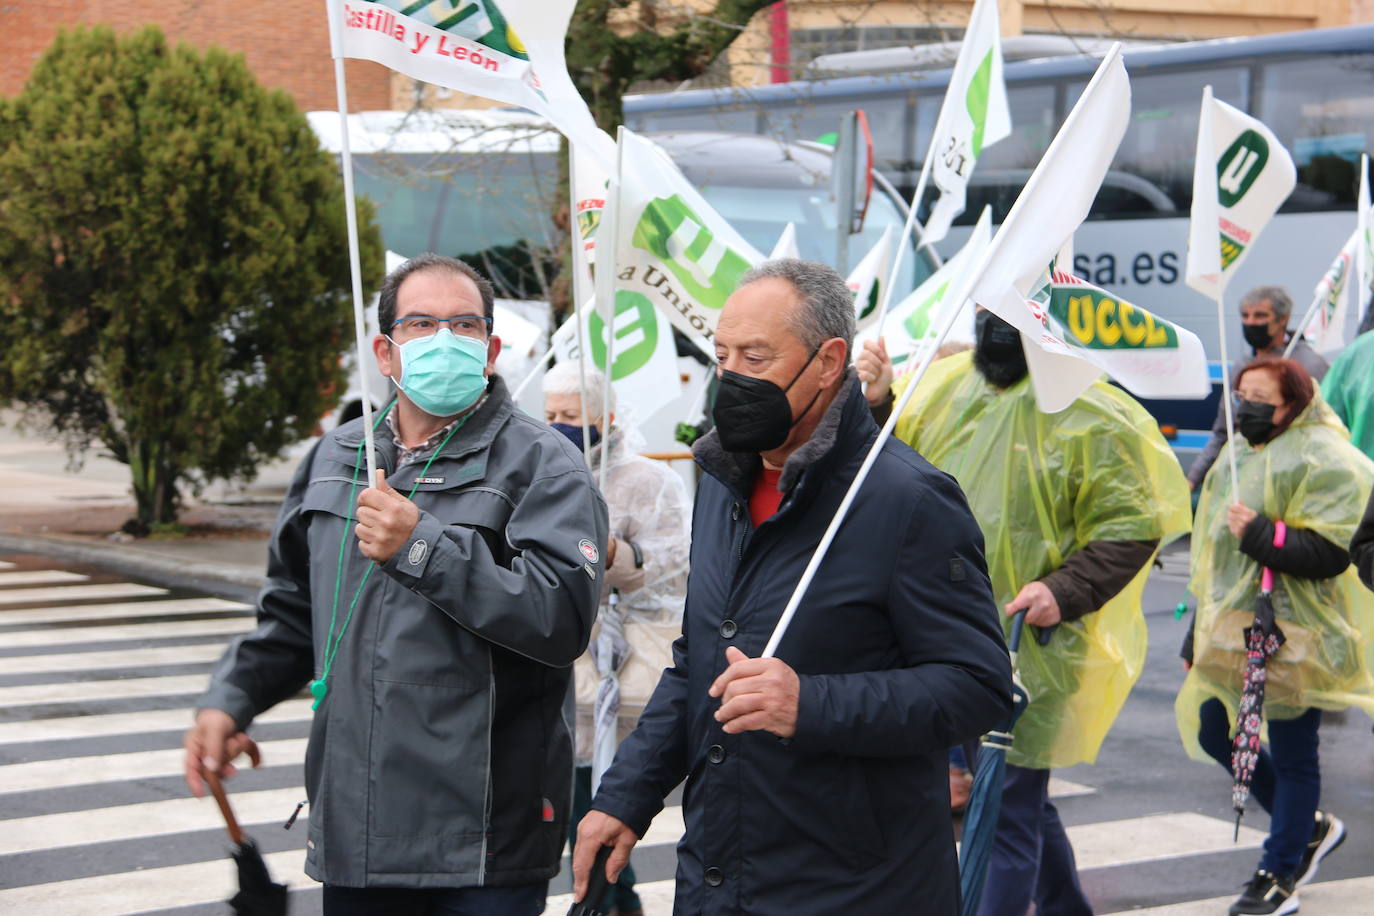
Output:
top-left (309, 403), bottom-right (472, 710)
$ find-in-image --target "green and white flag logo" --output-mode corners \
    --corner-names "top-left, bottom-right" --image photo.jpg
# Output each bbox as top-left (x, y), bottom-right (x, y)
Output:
top-left (551, 293), bottom-right (682, 421)
top-left (631, 194), bottom-right (753, 311)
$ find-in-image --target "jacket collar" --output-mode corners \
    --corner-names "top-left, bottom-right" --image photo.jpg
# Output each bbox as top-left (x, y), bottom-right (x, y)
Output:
top-left (333, 374), bottom-right (514, 466)
top-left (693, 368), bottom-right (865, 501)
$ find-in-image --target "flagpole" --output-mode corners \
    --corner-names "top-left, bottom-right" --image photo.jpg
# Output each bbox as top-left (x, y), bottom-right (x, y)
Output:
top-left (568, 148), bottom-right (596, 466)
top-left (763, 250), bottom-right (983, 658)
top-left (874, 144), bottom-right (938, 341)
top-left (1213, 292), bottom-right (1242, 498)
top-left (1283, 289), bottom-right (1323, 359)
top-left (595, 129), bottom-right (625, 492)
top-left (327, 7), bottom-right (376, 483)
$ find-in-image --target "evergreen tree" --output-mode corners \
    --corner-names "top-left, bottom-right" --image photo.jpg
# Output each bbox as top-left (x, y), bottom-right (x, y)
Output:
top-left (0, 25), bottom-right (383, 530)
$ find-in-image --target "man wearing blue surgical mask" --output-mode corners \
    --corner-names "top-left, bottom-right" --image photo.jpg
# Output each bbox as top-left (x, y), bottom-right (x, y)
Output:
top-left (185, 254), bottom-right (609, 915)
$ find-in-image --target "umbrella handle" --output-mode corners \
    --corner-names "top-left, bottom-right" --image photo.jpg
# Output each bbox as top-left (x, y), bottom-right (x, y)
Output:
top-left (1009, 610), bottom-right (1027, 654)
top-left (204, 770), bottom-right (246, 847)
top-left (1260, 521), bottom-right (1287, 593)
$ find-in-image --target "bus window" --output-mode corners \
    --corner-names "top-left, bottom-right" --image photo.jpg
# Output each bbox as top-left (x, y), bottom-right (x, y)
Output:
top-left (760, 93), bottom-right (912, 173)
top-left (1258, 54), bottom-right (1374, 210)
top-left (635, 105), bottom-right (760, 135)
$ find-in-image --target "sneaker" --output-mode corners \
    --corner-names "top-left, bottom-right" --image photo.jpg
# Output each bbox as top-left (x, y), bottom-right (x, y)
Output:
top-left (1295, 811), bottom-right (1346, 888)
top-left (1228, 870), bottom-right (1299, 915)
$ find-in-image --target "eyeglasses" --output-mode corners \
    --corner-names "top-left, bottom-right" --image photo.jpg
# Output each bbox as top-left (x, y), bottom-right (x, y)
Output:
top-left (389, 314), bottom-right (492, 341)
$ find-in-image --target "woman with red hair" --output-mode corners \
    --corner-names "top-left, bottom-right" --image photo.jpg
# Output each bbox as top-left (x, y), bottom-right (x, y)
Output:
top-left (1179, 357), bottom-right (1374, 916)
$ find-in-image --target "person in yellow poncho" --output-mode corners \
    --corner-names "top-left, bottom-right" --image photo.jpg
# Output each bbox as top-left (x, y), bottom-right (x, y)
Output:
top-left (860, 310), bottom-right (1190, 916)
top-left (1179, 357), bottom-right (1374, 916)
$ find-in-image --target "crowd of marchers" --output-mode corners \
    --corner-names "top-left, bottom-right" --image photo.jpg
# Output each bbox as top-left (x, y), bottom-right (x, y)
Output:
top-left (183, 254), bottom-right (1374, 916)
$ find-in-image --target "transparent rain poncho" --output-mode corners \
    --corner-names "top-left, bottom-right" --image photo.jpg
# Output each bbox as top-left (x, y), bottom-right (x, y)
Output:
top-left (574, 424), bottom-right (691, 763)
top-left (894, 351), bottom-right (1191, 769)
top-left (1176, 392), bottom-right (1374, 761)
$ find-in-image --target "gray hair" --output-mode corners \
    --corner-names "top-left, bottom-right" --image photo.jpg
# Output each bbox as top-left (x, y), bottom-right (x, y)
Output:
top-left (1240, 285), bottom-right (1294, 321)
top-left (738, 258), bottom-right (856, 354)
top-left (541, 359), bottom-right (613, 419)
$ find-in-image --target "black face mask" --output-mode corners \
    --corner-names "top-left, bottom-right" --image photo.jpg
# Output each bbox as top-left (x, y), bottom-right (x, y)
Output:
top-left (1242, 323), bottom-right (1276, 351)
top-left (973, 310), bottom-right (1028, 389)
top-left (711, 345), bottom-right (822, 453)
top-left (1235, 399), bottom-right (1278, 446)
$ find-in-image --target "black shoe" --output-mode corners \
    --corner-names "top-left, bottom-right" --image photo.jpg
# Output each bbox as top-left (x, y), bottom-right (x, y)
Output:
top-left (1295, 811), bottom-right (1345, 889)
top-left (1229, 870), bottom-right (1299, 915)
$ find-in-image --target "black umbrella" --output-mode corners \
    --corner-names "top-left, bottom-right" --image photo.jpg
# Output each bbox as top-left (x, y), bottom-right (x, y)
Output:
top-left (205, 772), bottom-right (290, 916)
top-left (959, 611), bottom-right (1033, 916)
top-left (1230, 554), bottom-right (1287, 840)
top-left (567, 845), bottom-right (615, 916)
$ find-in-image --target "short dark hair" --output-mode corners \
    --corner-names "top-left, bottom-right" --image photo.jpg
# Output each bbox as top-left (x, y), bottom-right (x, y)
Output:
top-left (1237, 357), bottom-right (1314, 442)
top-left (378, 253), bottom-right (495, 337)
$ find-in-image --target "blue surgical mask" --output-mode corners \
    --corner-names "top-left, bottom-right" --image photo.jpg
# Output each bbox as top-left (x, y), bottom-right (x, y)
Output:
top-left (550, 422), bottom-right (601, 452)
top-left (392, 329), bottom-right (489, 417)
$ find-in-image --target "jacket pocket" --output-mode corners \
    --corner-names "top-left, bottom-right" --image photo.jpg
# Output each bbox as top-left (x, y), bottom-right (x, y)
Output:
top-left (831, 757), bottom-right (888, 865)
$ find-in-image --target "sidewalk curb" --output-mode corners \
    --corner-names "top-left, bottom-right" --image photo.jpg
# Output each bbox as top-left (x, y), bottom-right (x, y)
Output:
top-left (0, 531), bottom-right (262, 604)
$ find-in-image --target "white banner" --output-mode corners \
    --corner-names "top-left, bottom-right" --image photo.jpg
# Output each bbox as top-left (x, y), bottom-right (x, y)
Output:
top-left (848, 226), bottom-right (895, 332)
top-left (1298, 229), bottom-right (1360, 355)
top-left (769, 223), bottom-right (800, 260)
top-left (551, 296), bottom-right (682, 421)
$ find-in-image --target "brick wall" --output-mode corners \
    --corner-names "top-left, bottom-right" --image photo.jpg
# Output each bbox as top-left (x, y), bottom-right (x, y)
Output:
top-left (1, 0), bottom-right (391, 112)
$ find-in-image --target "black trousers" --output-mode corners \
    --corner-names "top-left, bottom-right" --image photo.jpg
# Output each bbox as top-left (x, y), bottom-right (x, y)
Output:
top-left (322, 882), bottom-right (548, 916)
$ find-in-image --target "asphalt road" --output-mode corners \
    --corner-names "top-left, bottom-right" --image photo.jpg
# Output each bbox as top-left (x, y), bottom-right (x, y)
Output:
top-left (0, 545), bottom-right (1370, 915)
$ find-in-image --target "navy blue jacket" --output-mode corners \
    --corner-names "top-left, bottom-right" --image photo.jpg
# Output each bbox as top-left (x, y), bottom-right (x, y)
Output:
top-left (592, 374), bottom-right (1013, 915)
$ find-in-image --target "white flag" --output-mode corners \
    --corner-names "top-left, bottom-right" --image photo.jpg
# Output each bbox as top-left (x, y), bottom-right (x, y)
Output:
top-left (1185, 86), bottom-right (1296, 298)
top-left (922, 0), bottom-right (1012, 245)
top-left (769, 223), bottom-right (800, 260)
top-left (1298, 230), bottom-right (1360, 355)
top-left (1359, 154), bottom-right (1372, 324)
top-left (868, 208), bottom-right (993, 372)
top-left (848, 227), bottom-right (895, 332)
top-left (326, 0), bottom-right (615, 167)
top-left (963, 44), bottom-right (1140, 412)
top-left (551, 297), bottom-right (682, 421)
top-left (613, 129), bottom-right (764, 349)
top-left (569, 141), bottom-right (611, 310)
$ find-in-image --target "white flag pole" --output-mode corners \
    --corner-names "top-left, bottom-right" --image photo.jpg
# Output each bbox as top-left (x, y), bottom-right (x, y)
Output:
top-left (763, 254), bottom-right (983, 658)
top-left (568, 148), bottom-right (596, 466)
top-left (595, 129), bottom-right (625, 491)
top-left (1213, 293), bottom-right (1242, 498)
top-left (326, 2), bottom-right (376, 482)
top-left (874, 141), bottom-right (945, 341)
top-left (1284, 289), bottom-right (1323, 359)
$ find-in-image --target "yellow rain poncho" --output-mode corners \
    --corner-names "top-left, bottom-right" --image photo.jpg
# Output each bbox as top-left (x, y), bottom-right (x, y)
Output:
top-left (1177, 393), bottom-right (1374, 761)
top-left (894, 351), bottom-right (1191, 768)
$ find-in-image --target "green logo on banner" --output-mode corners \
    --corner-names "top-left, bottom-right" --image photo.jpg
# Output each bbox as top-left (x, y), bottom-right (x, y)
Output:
top-left (903, 280), bottom-right (950, 339)
top-left (967, 50), bottom-right (995, 159)
top-left (856, 281), bottom-right (882, 320)
top-left (1217, 129), bottom-right (1270, 208)
top-left (589, 290), bottom-right (659, 380)
top-left (1049, 287), bottom-right (1179, 350)
top-left (577, 208), bottom-right (601, 241)
top-left (631, 195), bottom-right (752, 311)
top-left (389, 1), bottom-right (528, 59)
top-left (1220, 232), bottom-right (1246, 270)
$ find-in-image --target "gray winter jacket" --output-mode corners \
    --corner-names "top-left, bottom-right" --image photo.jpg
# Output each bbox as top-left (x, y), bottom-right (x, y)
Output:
top-left (199, 376), bottom-right (609, 889)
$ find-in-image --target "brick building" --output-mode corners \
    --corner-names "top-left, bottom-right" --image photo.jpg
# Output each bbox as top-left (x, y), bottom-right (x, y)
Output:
top-left (2, 0), bottom-right (391, 111)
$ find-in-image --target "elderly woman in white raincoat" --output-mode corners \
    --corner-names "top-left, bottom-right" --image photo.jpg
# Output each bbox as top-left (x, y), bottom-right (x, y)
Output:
top-left (542, 360), bottom-right (690, 916)
top-left (1180, 356), bottom-right (1374, 916)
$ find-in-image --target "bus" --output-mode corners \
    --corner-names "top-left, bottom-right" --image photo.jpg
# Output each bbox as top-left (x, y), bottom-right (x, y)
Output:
top-left (624, 23), bottom-right (1374, 463)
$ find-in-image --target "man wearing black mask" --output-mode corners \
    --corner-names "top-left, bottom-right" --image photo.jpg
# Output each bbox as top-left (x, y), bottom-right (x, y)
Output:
top-left (859, 309), bottom-right (1190, 916)
top-left (1187, 285), bottom-right (1329, 491)
top-left (572, 258), bottom-right (1013, 914)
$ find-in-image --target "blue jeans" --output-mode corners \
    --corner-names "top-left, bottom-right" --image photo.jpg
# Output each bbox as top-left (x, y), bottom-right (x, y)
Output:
top-left (965, 743), bottom-right (1093, 916)
top-left (1196, 697), bottom-right (1322, 876)
top-left (322, 883), bottom-right (547, 916)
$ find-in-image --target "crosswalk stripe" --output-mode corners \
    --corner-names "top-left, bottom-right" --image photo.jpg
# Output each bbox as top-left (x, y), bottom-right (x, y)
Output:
top-left (0, 596), bottom-right (249, 627)
top-left (1048, 776), bottom-right (1095, 798)
top-left (0, 561), bottom-right (15, 570)
top-left (0, 697), bottom-right (312, 745)
top-left (0, 786), bottom-right (309, 855)
top-left (0, 847), bottom-right (311, 914)
top-left (1070, 812), bottom-right (1266, 871)
top-left (1105, 875), bottom-right (1374, 915)
top-left (0, 570), bottom-right (89, 587)
top-left (0, 583), bottom-right (167, 608)
top-left (0, 644), bottom-right (227, 675)
top-left (0, 673), bottom-right (213, 708)
top-left (0, 738), bottom-right (308, 794)
top-left (0, 616), bottom-right (253, 649)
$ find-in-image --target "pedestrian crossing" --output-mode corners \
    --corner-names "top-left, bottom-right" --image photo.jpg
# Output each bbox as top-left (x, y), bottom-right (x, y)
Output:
top-left (0, 554), bottom-right (1366, 915)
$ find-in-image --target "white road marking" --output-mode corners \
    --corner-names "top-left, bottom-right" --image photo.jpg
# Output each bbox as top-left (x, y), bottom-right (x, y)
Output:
top-left (1106, 875), bottom-right (1374, 915)
top-left (0, 596), bottom-right (248, 627)
top-left (0, 847), bottom-right (312, 914)
top-left (0, 786), bottom-right (309, 855)
top-left (0, 674), bottom-right (215, 708)
top-left (0, 583), bottom-right (166, 608)
top-left (0, 570), bottom-right (89, 587)
top-left (0, 738), bottom-right (309, 794)
top-left (1071, 812), bottom-right (1267, 871)
top-left (0, 616), bottom-right (252, 649)
top-left (1048, 776), bottom-right (1096, 798)
top-left (0, 697), bottom-right (312, 745)
top-left (0, 643), bottom-right (227, 675)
